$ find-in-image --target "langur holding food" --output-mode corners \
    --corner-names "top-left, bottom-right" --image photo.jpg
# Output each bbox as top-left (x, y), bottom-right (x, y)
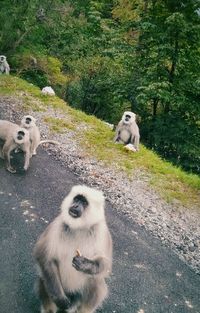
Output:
top-left (34, 185), bottom-right (113, 313)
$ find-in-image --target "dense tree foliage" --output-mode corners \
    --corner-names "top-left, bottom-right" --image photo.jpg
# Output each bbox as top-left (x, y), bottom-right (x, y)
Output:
top-left (0, 0), bottom-right (199, 173)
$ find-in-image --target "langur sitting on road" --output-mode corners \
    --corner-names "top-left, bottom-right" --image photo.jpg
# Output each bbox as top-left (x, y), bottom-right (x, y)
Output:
top-left (34, 185), bottom-right (113, 313)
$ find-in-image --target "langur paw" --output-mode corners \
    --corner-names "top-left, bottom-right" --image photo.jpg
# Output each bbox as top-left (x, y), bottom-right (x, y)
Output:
top-left (53, 296), bottom-right (71, 310)
top-left (72, 255), bottom-right (87, 271)
top-left (7, 166), bottom-right (16, 173)
top-left (72, 256), bottom-right (94, 273)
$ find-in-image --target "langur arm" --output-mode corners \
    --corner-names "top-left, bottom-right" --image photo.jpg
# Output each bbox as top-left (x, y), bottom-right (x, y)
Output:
top-left (72, 255), bottom-right (111, 276)
top-left (130, 124), bottom-right (140, 150)
top-left (23, 148), bottom-right (30, 171)
top-left (38, 259), bottom-right (71, 310)
top-left (2, 140), bottom-right (16, 173)
top-left (113, 122), bottom-right (122, 142)
top-left (0, 147), bottom-right (4, 159)
top-left (133, 134), bottom-right (140, 151)
top-left (5, 62), bottom-right (10, 74)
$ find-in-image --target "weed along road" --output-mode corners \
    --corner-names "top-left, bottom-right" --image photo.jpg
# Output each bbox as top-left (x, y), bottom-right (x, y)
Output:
top-left (0, 148), bottom-right (200, 313)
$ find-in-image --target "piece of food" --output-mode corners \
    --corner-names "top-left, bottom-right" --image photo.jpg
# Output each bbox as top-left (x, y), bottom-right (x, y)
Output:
top-left (76, 249), bottom-right (81, 257)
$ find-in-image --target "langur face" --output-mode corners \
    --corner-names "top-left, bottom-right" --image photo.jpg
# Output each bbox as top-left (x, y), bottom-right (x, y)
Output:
top-left (122, 111), bottom-right (136, 124)
top-left (14, 130), bottom-right (26, 144)
top-left (69, 195), bottom-right (88, 218)
top-left (13, 128), bottom-right (29, 144)
top-left (0, 55), bottom-right (6, 63)
top-left (124, 114), bottom-right (131, 123)
top-left (25, 117), bottom-right (32, 125)
top-left (61, 185), bottom-right (105, 229)
top-left (21, 115), bottom-right (36, 129)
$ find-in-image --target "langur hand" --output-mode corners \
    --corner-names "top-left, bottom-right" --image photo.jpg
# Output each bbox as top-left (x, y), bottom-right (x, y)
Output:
top-left (72, 255), bottom-right (99, 275)
top-left (53, 295), bottom-right (71, 310)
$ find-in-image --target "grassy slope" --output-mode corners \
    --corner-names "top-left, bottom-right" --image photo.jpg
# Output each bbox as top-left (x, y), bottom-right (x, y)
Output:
top-left (0, 75), bottom-right (200, 208)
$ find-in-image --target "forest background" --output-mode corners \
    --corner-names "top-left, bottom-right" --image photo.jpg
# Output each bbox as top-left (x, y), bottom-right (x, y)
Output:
top-left (0, 0), bottom-right (200, 174)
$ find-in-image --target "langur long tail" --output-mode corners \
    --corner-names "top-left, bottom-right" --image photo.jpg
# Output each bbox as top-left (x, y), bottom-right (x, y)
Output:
top-left (38, 140), bottom-right (59, 146)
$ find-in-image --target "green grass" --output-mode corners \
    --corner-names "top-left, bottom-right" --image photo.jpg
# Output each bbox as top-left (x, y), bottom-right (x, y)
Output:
top-left (43, 116), bottom-right (75, 133)
top-left (0, 75), bottom-right (200, 208)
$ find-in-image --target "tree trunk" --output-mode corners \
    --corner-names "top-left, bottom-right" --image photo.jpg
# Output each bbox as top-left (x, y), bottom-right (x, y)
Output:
top-left (165, 32), bottom-right (179, 113)
top-left (152, 98), bottom-right (158, 117)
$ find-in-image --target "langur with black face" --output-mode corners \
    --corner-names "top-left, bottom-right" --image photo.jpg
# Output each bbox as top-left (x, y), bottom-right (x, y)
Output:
top-left (34, 185), bottom-right (113, 313)
top-left (114, 111), bottom-right (140, 151)
top-left (20, 115), bottom-right (59, 157)
top-left (0, 120), bottom-right (30, 173)
top-left (0, 55), bottom-right (10, 74)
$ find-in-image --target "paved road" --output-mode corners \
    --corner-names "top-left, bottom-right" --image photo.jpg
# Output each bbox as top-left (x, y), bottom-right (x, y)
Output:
top-left (0, 148), bottom-right (200, 313)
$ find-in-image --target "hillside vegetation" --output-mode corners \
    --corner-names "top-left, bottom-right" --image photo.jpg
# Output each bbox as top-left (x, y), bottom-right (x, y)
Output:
top-left (0, 0), bottom-right (200, 174)
top-left (0, 75), bottom-right (199, 208)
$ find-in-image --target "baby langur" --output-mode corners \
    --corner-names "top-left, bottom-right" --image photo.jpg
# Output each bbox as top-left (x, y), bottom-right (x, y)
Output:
top-left (0, 55), bottom-right (10, 74)
top-left (114, 111), bottom-right (140, 151)
top-left (34, 185), bottom-right (113, 313)
top-left (20, 115), bottom-right (59, 157)
top-left (0, 120), bottom-right (30, 173)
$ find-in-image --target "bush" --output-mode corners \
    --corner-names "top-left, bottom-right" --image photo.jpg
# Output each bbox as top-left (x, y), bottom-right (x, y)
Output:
top-left (141, 114), bottom-right (200, 174)
top-left (11, 50), bottom-right (69, 96)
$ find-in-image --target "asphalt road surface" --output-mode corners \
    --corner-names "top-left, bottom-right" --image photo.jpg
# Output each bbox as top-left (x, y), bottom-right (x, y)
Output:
top-left (0, 148), bottom-right (200, 313)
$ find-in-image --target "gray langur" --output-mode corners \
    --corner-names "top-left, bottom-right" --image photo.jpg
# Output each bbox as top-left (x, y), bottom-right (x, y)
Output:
top-left (34, 185), bottom-right (113, 313)
top-left (114, 111), bottom-right (140, 151)
top-left (0, 55), bottom-right (10, 74)
top-left (0, 120), bottom-right (30, 173)
top-left (20, 115), bottom-right (59, 157)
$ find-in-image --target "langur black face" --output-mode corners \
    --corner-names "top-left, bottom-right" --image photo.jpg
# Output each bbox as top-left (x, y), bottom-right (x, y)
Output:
top-left (25, 117), bottom-right (32, 125)
top-left (0, 55), bottom-right (6, 63)
top-left (17, 130), bottom-right (25, 141)
top-left (125, 114), bottom-right (131, 122)
top-left (69, 195), bottom-right (88, 218)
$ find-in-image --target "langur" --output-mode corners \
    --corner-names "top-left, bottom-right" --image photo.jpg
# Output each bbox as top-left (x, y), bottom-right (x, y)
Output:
top-left (0, 120), bottom-right (30, 173)
top-left (34, 185), bottom-right (113, 313)
top-left (114, 111), bottom-right (140, 151)
top-left (36, 7), bottom-right (46, 22)
top-left (20, 115), bottom-right (58, 157)
top-left (0, 55), bottom-right (10, 74)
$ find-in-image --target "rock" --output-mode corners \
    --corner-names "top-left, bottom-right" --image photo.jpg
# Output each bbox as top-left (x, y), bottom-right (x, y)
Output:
top-left (41, 86), bottom-right (55, 96)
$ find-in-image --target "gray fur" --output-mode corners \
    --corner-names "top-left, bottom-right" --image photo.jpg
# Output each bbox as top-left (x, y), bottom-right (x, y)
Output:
top-left (34, 185), bottom-right (113, 313)
top-left (0, 55), bottom-right (10, 74)
top-left (0, 120), bottom-right (30, 173)
top-left (21, 115), bottom-right (59, 157)
top-left (114, 111), bottom-right (140, 151)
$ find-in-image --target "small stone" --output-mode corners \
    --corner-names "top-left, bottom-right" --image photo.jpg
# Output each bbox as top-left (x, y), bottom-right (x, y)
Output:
top-left (188, 243), bottom-right (196, 252)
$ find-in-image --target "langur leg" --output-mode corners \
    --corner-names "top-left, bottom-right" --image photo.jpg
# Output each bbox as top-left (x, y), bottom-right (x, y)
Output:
top-left (79, 280), bottom-right (108, 313)
top-left (23, 151), bottom-right (30, 170)
top-left (0, 146), bottom-right (4, 159)
top-left (2, 145), bottom-right (16, 173)
top-left (133, 135), bottom-right (140, 151)
top-left (38, 278), bottom-right (57, 313)
top-left (31, 143), bottom-right (37, 156)
top-left (30, 141), bottom-right (35, 157)
top-left (32, 149), bottom-right (37, 155)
